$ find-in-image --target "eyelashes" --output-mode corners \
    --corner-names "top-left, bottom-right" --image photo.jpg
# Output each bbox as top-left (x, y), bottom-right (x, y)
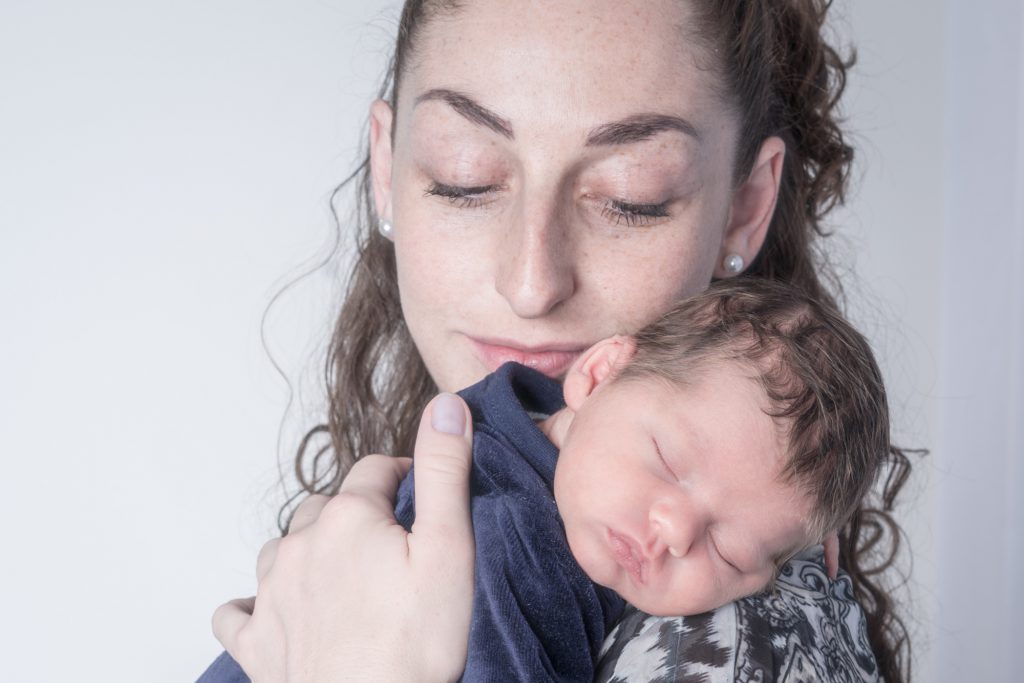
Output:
top-left (710, 534), bottom-right (741, 573)
top-left (655, 445), bottom-right (744, 574)
top-left (424, 182), bottom-right (671, 227)
top-left (653, 439), bottom-right (679, 480)
top-left (600, 199), bottom-right (670, 227)
top-left (424, 182), bottom-right (500, 208)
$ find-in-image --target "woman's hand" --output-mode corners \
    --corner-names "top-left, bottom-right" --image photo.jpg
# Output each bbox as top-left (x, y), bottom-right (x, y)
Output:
top-left (213, 393), bottom-right (476, 683)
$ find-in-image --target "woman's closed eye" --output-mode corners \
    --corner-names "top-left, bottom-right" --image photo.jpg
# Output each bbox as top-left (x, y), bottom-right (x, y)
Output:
top-left (425, 181), bottom-right (502, 208)
top-left (600, 198), bottom-right (671, 227)
top-left (426, 181), bottom-right (671, 227)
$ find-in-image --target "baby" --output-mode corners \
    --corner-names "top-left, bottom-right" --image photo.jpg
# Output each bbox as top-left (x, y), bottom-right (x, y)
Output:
top-left (393, 278), bottom-right (891, 682)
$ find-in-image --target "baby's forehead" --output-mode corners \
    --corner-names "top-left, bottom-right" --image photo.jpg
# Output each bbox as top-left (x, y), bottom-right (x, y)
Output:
top-left (623, 362), bottom-right (785, 440)
top-left (629, 369), bottom-right (814, 505)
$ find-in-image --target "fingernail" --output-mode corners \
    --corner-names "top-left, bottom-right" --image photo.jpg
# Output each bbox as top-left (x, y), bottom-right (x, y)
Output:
top-left (431, 393), bottom-right (465, 435)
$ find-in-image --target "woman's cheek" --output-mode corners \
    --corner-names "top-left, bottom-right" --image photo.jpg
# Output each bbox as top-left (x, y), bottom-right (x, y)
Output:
top-left (394, 199), bottom-right (463, 277)
top-left (396, 228), bottom-right (467, 313)
top-left (582, 231), bottom-right (716, 327)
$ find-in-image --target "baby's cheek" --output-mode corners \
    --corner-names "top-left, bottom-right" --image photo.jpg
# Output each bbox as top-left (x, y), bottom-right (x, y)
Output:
top-left (732, 571), bottom-right (774, 603)
top-left (564, 525), bottom-right (604, 586)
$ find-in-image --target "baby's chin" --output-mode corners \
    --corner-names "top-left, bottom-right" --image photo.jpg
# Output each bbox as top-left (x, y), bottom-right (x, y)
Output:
top-left (622, 586), bottom-right (751, 618)
top-left (627, 594), bottom-right (711, 617)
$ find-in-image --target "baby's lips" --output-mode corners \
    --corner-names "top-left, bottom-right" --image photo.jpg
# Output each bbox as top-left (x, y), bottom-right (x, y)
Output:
top-left (608, 530), bottom-right (646, 585)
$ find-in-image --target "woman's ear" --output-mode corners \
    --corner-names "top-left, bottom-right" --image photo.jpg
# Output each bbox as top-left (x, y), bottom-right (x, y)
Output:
top-left (714, 136), bottom-right (786, 278)
top-left (369, 99), bottom-right (395, 222)
top-left (563, 336), bottom-right (637, 411)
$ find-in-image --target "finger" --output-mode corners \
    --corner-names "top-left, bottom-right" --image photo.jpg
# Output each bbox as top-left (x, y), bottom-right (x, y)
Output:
top-left (212, 597), bottom-right (255, 654)
top-left (289, 494), bottom-right (330, 534)
top-left (256, 538), bottom-right (279, 582)
top-left (334, 453), bottom-right (412, 517)
top-left (823, 531), bottom-right (840, 580)
top-left (408, 393), bottom-right (474, 543)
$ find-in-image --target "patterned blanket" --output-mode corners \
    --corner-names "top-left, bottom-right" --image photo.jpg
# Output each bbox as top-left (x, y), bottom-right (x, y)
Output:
top-left (595, 547), bottom-right (879, 682)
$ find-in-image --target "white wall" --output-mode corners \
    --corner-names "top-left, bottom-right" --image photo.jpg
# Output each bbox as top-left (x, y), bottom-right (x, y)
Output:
top-left (0, 1), bottom-right (393, 680)
top-left (842, 2), bottom-right (1024, 681)
top-left (833, 2), bottom-right (946, 679)
top-left (932, 1), bottom-right (1024, 680)
top-left (1, 1), bottom-right (1019, 681)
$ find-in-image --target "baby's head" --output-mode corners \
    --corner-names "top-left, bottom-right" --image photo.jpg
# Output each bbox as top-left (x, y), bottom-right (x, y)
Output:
top-left (546, 279), bottom-right (890, 616)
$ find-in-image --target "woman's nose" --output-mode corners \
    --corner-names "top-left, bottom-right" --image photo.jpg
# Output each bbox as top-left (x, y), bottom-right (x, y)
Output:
top-left (494, 203), bottom-right (576, 318)
top-left (647, 499), bottom-right (702, 560)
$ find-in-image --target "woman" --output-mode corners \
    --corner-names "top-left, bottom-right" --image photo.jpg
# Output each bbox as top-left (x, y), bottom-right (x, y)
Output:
top-left (206, 0), bottom-right (911, 680)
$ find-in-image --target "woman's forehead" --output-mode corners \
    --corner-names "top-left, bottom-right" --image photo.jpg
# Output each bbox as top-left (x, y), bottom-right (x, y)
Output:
top-left (397, 0), bottom-right (733, 136)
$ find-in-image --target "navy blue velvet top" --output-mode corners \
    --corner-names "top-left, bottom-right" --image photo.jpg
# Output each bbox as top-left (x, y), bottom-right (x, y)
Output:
top-left (197, 362), bottom-right (623, 683)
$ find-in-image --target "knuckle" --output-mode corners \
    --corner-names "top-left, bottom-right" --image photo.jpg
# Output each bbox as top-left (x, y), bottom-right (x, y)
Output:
top-left (320, 491), bottom-right (367, 525)
top-left (352, 452), bottom-right (406, 479)
top-left (416, 447), bottom-right (472, 479)
top-left (327, 489), bottom-right (362, 511)
top-left (211, 603), bottom-right (231, 639)
top-left (256, 538), bottom-right (279, 577)
top-left (358, 452), bottom-right (392, 468)
top-left (274, 532), bottom-right (307, 567)
top-left (233, 624), bottom-right (258, 665)
top-left (290, 494), bottom-right (329, 529)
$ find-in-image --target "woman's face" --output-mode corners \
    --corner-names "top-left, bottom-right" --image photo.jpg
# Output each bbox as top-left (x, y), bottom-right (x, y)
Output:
top-left (371, 0), bottom-right (782, 393)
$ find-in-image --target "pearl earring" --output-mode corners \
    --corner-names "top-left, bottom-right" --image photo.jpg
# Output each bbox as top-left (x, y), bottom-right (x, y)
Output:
top-left (378, 218), bottom-right (394, 241)
top-left (723, 253), bottom-right (744, 275)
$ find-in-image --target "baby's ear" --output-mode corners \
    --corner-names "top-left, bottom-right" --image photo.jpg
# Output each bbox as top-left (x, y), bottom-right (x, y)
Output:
top-left (823, 531), bottom-right (840, 580)
top-left (563, 336), bottom-right (636, 410)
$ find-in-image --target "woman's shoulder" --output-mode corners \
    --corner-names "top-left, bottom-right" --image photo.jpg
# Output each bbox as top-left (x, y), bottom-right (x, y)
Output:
top-left (594, 547), bottom-right (881, 683)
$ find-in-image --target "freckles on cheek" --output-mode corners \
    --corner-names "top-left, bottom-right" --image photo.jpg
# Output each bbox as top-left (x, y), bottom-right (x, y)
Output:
top-left (587, 242), bottom-right (715, 331)
top-left (395, 230), bottom-right (483, 315)
top-left (398, 238), bottom-right (455, 286)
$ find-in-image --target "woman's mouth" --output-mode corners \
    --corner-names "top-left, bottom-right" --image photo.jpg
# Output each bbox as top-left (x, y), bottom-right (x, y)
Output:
top-left (468, 337), bottom-right (585, 378)
top-left (608, 530), bottom-right (647, 586)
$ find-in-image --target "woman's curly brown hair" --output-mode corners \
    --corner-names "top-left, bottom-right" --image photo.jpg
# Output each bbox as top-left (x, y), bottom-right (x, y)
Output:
top-left (684, 3), bottom-right (914, 679)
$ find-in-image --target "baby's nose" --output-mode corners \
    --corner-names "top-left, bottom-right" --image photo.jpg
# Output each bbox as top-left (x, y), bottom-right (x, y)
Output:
top-left (648, 500), bottom-right (701, 559)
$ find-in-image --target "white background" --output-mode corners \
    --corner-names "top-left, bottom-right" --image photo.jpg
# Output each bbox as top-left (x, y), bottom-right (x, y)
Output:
top-left (1, 1), bottom-right (1020, 681)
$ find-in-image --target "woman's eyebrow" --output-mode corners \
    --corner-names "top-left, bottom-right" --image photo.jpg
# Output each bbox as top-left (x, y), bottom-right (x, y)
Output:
top-left (414, 89), bottom-right (700, 146)
top-left (414, 89), bottom-right (514, 139)
top-left (585, 114), bottom-right (702, 146)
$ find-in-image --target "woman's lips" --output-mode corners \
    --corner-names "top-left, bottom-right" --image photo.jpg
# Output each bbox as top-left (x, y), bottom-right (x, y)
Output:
top-left (608, 530), bottom-right (647, 586)
top-left (468, 337), bottom-right (585, 378)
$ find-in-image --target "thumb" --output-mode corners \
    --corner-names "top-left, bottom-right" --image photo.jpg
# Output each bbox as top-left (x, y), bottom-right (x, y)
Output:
top-left (409, 392), bottom-right (474, 544)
